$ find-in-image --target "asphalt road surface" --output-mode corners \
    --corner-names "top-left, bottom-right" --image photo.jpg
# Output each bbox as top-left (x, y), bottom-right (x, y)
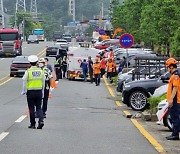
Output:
top-left (0, 42), bottom-right (158, 154)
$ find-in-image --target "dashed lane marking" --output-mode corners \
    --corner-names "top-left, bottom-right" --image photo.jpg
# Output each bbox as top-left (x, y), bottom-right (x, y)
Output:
top-left (15, 115), bottom-right (27, 123)
top-left (0, 132), bottom-right (9, 142)
top-left (103, 77), bottom-right (166, 153)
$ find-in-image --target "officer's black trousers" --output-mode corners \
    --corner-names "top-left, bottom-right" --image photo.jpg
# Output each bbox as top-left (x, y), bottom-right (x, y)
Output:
top-left (42, 88), bottom-right (49, 114)
top-left (169, 103), bottom-right (180, 136)
top-left (27, 90), bottom-right (43, 126)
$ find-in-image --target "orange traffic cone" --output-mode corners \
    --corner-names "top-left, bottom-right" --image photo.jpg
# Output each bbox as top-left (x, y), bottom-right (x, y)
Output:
top-left (51, 79), bottom-right (57, 88)
top-left (26, 108), bottom-right (29, 118)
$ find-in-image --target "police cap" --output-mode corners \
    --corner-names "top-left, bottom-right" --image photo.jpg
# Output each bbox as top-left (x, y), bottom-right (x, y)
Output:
top-left (28, 55), bottom-right (38, 63)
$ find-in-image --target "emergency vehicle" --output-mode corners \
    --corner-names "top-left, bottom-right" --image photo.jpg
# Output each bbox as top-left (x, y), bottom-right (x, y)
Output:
top-left (0, 28), bottom-right (22, 56)
top-left (67, 43), bottom-right (99, 80)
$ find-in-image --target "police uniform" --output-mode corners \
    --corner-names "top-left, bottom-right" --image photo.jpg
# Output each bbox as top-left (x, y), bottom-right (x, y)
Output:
top-left (42, 66), bottom-right (52, 117)
top-left (167, 70), bottom-right (180, 138)
top-left (21, 55), bottom-right (45, 129)
top-left (54, 58), bottom-right (62, 80)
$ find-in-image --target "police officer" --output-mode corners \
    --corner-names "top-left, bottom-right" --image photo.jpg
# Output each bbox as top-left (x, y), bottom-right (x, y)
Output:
top-left (21, 55), bottom-right (45, 129)
top-left (54, 57), bottom-right (62, 81)
top-left (165, 58), bottom-right (180, 140)
top-left (39, 58), bottom-right (53, 118)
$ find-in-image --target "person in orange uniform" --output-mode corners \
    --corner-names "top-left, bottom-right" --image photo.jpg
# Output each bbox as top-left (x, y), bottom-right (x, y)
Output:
top-left (165, 58), bottom-right (180, 140)
top-left (112, 58), bottom-right (117, 78)
top-left (100, 56), bottom-right (106, 77)
top-left (93, 57), bottom-right (101, 86)
top-left (107, 58), bottom-right (114, 81)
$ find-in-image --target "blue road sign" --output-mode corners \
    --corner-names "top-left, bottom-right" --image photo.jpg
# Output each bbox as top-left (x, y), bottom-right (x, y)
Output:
top-left (95, 27), bottom-right (99, 32)
top-left (99, 29), bottom-right (105, 35)
top-left (119, 33), bottom-right (134, 48)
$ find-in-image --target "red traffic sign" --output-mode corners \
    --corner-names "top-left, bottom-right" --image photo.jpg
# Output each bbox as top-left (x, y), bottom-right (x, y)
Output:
top-left (119, 33), bottom-right (134, 48)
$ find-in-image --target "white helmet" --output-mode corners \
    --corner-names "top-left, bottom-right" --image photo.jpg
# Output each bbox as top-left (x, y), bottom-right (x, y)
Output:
top-left (28, 55), bottom-right (38, 63)
top-left (39, 58), bottom-right (45, 63)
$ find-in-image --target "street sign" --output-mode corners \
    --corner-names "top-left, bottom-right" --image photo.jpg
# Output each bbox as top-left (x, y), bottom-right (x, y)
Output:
top-left (95, 27), bottom-right (99, 32)
top-left (119, 33), bottom-right (134, 48)
top-left (98, 29), bottom-right (105, 35)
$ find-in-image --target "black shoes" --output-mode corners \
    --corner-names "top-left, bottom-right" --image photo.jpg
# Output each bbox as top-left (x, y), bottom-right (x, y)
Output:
top-left (37, 122), bottom-right (44, 129)
top-left (166, 135), bottom-right (179, 140)
top-left (28, 125), bottom-right (36, 129)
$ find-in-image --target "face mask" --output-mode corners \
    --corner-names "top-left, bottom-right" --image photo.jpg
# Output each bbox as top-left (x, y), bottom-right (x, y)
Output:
top-left (39, 63), bottom-right (44, 68)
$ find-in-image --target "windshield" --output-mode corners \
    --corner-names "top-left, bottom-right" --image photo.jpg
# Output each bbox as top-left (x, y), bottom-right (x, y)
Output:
top-left (0, 33), bottom-right (18, 41)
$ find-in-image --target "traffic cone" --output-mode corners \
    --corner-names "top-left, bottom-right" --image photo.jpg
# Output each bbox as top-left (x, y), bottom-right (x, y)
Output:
top-left (51, 79), bottom-right (57, 88)
top-left (26, 108), bottom-right (29, 118)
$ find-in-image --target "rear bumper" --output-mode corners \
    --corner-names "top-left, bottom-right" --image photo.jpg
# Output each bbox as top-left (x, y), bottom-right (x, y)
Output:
top-left (0, 49), bottom-right (21, 56)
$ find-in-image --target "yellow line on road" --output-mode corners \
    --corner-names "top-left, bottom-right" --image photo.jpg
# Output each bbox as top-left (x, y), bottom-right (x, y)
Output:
top-left (0, 77), bottom-right (13, 86)
top-left (37, 48), bottom-right (46, 57)
top-left (103, 76), bottom-right (115, 97)
top-left (0, 75), bottom-right (9, 81)
top-left (103, 76), bottom-right (166, 153)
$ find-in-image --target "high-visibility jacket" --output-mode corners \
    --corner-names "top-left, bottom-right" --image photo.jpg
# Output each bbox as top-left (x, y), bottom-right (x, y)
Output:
top-left (100, 59), bottom-right (106, 69)
top-left (107, 62), bottom-right (114, 73)
top-left (93, 62), bottom-right (101, 74)
top-left (112, 62), bottom-right (117, 73)
top-left (26, 67), bottom-right (44, 90)
top-left (167, 70), bottom-right (180, 104)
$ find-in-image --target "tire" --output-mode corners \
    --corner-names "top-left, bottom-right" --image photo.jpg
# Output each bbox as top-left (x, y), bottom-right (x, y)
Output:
top-left (10, 74), bottom-right (14, 77)
top-left (129, 90), bottom-right (147, 111)
top-left (163, 111), bottom-right (172, 131)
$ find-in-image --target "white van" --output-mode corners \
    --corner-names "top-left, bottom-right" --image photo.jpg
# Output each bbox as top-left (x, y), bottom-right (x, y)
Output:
top-left (67, 44), bottom-right (99, 80)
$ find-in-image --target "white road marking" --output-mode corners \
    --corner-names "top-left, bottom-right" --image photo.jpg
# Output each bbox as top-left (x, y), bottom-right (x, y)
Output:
top-left (0, 58), bottom-right (4, 61)
top-left (15, 115), bottom-right (27, 123)
top-left (0, 132), bottom-right (9, 142)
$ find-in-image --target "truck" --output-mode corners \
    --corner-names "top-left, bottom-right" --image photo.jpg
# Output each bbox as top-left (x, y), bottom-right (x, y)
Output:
top-left (53, 31), bottom-right (62, 41)
top-left (67, 43), bottom-right (99, 80)
top-left (0, 28), bottom-right (22, 57)
top-left (32, 29), bottom-right (45, 41)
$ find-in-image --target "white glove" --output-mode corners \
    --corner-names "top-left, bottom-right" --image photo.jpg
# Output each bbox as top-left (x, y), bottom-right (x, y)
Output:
top-left (21, 91), bottom-right (26, 95)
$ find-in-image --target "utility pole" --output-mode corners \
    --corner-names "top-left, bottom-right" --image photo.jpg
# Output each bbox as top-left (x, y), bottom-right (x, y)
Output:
top-left (69, 0), bottom-right (75, 21)
top-left (0, 0), bottom-right (5, 27)
top-left (15, 0), bottom-right (26, 40)
top-left (30, 0), bottom-right (37, 19)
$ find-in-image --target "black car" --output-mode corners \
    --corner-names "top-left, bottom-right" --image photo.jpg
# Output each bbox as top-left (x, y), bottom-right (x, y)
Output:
top-left (10, 56), bottom-right (31, 77)
top-left (27, 35), bottom-right (39, 44)
top-left (46, 46), bottom-right (59, 57)
top-left (122, 71), bottom-right (172, 111)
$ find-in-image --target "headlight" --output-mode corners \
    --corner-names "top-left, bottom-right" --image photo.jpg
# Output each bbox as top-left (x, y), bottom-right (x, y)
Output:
top-left (124, 84), bottom-right (131, 88)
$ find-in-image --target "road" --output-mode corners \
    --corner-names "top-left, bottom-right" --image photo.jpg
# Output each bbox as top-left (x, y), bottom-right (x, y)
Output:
top-left (0, 42), bottom-right (159, 154)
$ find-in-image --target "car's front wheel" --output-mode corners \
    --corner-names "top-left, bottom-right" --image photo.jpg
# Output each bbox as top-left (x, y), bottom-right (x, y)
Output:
top-left (129, 90), bottom-right (147, 111)
top-left (163, 111), bottom-right (172, 131)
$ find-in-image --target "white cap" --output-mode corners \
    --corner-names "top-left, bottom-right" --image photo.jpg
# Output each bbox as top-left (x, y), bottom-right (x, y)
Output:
top-left (28, 55), bottom-right (38, 63)
top-left (39, 58), bottom-right (45, 63)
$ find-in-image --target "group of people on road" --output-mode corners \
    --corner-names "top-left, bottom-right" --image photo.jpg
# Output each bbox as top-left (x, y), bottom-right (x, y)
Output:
top-left (21, 55), bottom-right (53, 129)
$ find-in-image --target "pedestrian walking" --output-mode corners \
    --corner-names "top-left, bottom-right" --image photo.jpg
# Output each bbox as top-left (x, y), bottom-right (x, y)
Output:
top-left (93, 57), bottom-right (101, 86)
top-left (100, 56), bottom-right (106, 77)
top-left (39, 58), bottom-right (53, 118)
top-left (165, 58), bottom-right (180, 140)
top-left (88, 56), bottom-right (94, 83)
top-left (80, 59), bottom-right (88, 81)
top-left (21, 55), bottom-right (45, 129)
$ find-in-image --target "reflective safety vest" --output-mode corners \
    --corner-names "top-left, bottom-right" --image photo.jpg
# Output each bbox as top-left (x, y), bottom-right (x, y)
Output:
top-left (93, 62), bottom-right (101, 74)
top-left (26, 67), bottom-right (44, 90)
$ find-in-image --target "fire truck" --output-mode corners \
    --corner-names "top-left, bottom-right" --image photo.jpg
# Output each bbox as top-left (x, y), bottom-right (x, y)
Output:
top-left (0, 28), bottom-right (22, 57)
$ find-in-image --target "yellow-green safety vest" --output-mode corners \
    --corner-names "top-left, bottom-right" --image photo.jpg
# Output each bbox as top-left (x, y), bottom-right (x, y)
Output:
top-left (26, 67), bottom-right (44, 90)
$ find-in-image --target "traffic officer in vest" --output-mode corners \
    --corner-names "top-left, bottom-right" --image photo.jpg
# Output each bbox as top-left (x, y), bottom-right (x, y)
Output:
top-left (165, 58), bottom-right (180, 140)
top-left (21, 55), bottom-right (45, 129)
top-left (39, 58), bottom-right (53, 118)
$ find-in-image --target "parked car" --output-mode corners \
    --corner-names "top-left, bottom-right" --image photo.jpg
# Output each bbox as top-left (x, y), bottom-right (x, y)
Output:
top-left (122, 72), bottom-right (171, 111)
top-left (46, 46), bottom-right (59, 57)
top-left (10, 56), bottom-right (31, 77)
top-left (27, 35), bottom-right (39, 44)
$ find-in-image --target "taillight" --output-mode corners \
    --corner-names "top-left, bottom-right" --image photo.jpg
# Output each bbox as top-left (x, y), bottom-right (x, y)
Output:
top-left (14, 40), bottom-right (20, 49)
top-left (68, 53), bottom-right (74, 56)
top-left (0, 43), bottom-right (2, 50)
top-left (11, 64), bottom-right (18, 67)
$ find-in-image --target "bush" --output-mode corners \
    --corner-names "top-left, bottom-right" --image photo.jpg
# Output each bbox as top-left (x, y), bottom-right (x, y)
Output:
top-left (147, 94), bottom-right (166, 115)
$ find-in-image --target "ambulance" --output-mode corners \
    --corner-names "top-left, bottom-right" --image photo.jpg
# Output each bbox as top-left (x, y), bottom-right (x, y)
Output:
top-left (67, 43), bottom-right (99, 80)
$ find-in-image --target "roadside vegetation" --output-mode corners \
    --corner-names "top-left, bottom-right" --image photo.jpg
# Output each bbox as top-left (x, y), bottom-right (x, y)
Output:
top-left (111, 0), bottom-right (180, 56)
